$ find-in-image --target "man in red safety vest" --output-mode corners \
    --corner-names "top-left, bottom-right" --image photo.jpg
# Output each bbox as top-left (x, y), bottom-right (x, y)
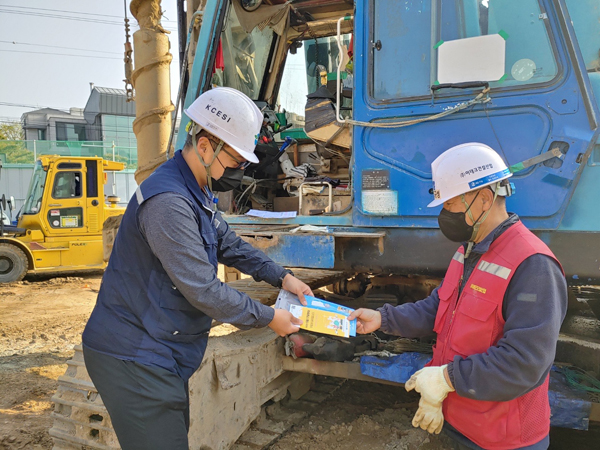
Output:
top-left (349, 143), bottom-right (568, 450)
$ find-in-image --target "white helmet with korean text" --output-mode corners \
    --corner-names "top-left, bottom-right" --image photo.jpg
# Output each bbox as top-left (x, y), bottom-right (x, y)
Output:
top-left (184, 87), bottom-right (263, 163)
top-left (427, 142), bottom-right (513, 207)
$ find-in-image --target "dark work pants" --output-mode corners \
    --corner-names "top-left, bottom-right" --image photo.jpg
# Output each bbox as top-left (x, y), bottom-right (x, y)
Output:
top-left (83, 345), bottom-right (190, 450)
top-left (443, 423), bottom-right (549, 450)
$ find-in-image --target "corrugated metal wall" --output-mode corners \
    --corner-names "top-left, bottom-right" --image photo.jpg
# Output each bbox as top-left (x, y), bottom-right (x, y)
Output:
top-left (0, 165), bottom-right (136, 213)
top-left (0, 165), bottom-right (34, 211)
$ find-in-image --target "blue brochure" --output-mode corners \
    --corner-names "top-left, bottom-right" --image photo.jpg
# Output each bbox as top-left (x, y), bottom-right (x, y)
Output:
top-left (275, 290), bottom-right (357, 337)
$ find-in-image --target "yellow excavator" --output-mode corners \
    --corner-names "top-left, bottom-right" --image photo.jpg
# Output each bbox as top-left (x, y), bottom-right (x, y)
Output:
top-left (0, 155), bottom-right (125, 283)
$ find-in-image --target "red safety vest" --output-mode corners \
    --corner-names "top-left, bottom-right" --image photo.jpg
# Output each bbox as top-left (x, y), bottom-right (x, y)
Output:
top-left (429, 221), bottom-right (562, 449)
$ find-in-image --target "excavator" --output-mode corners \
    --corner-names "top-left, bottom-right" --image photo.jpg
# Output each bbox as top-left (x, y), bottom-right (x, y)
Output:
top-left (51, 1), bottom-right (600, 448)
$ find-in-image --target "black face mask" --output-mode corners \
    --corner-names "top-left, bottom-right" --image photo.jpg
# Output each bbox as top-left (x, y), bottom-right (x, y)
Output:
top-left (210, 167), bottom-right (244, 192)
top-left (438, 209), bottom-right (475, 242)
top-left (437, 191), bottom-right (485, 242)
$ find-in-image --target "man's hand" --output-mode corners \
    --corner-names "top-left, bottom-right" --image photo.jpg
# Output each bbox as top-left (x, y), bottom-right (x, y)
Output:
top-left (347, 308), bottom-right (382, 334)
top-left (405, 365), bottom-right (454, 434)
top-left (268, 308), bottom-right (303, 337)
top-left (281, 274), bottom-right (313, 305)
top-left (411, 399), bottom-right (445, 434)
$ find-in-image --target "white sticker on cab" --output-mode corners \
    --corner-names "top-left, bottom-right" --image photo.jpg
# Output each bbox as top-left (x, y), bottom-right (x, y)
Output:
top-left (361, 190), bottom-right (398, 215)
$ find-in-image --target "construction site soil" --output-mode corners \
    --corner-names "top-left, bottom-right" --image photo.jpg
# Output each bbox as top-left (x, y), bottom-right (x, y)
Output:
top-left (1, 275), bottom-right (598, 450)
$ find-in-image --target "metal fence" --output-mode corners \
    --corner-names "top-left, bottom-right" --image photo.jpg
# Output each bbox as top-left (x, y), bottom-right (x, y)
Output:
top-left (0, 140), bottom-right (138, 168)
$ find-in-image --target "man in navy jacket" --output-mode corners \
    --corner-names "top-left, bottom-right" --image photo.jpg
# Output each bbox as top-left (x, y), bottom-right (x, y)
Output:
top-left (83, 88), bottom-right (312, 450)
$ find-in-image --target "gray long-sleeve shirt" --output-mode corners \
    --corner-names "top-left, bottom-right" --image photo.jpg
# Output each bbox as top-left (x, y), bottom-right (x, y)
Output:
top-left (379, 214), bottom-right (568, 403)
top-left (138, 192), bottom-right (286, 328)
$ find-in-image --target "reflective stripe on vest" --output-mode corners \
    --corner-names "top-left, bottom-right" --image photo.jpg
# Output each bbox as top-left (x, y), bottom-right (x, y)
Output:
top-left (477, 260), bottom-right (511, 280)
top-left (135, 186), bottom-right (144, 204)
top-left (431, 221), bottom-right (562, 450)
top-left (452, 251), bottom-right (465, 265)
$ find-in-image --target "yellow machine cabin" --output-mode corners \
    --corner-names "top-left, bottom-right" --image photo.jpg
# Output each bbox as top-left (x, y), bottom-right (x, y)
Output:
top-left (0, 155), bottom-right (125, 283)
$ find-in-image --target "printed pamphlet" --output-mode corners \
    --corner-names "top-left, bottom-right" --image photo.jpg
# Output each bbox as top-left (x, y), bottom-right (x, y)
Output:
top-left (275, 290), bottom-right (356, 338)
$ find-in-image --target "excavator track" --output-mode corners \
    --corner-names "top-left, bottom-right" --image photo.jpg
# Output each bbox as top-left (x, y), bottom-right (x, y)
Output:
top-left (50, 269), bottom-right (352, 450)
top-left (232, 376), bottom-right (346, 450)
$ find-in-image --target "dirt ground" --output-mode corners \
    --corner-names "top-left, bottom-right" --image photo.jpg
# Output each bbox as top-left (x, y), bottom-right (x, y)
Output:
top-left (1, 275), bottom-right (599, 450)
top-left (270, 380), bottom-right (455, 450)
top-left (0, 274), bottom-right (101, 450)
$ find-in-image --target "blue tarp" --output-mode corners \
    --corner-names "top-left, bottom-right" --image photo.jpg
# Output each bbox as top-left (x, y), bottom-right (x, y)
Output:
top-left (360, 354), bottom-right (593, 430)
top-left (549, 366), bottom-right (592, 431)
top-left (360, 352), bottom-right (431, 384)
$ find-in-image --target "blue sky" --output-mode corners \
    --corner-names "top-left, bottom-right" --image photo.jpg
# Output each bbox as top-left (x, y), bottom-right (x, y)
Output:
top-left (0, 0), bottom-right (180, 122)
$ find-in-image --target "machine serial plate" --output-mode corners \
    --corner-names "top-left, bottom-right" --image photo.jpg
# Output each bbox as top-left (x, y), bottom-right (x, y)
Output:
top-left (362, 169), bottom-right (390, 190)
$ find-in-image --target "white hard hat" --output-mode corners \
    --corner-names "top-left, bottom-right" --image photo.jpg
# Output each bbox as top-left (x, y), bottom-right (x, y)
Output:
top-left (184, 87), bottom-right (263, 163)
top-left (428, 142), bottom-right (512, 207)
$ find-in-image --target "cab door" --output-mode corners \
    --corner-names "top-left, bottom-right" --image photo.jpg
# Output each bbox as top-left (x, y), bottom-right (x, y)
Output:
top-left (45, 162), bottom-right (86, 234)
top-left (352, 0), bottom-right (600, 230)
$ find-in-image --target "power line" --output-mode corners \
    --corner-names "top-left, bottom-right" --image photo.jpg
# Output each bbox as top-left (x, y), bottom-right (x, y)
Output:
top-left (0, 40), bottom-right (121, 55)
top-left (0, 49), bottom-right (122, 60)
top-left (0, 4), bottom-right (133, 20)
top-left (0, 8), bottom-right (128, 25)
top-left (0, 8), bottom-right (177, 30)
top-left (0, 102), bottom-right (70, 111)
top-left (0, 4), bottom-right (178, 23)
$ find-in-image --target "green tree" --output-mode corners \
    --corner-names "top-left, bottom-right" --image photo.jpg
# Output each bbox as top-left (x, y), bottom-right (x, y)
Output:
top-left (0, 122), bottom-right (23, 140)
top-left (0, 141), bottom-right (34, 164)
top-left (0, 122), bottom-right (33, 164)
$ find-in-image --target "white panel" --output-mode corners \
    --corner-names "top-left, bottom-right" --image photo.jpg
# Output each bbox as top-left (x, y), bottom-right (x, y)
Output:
top-left (437, 34), bottom-right (506, 84)
top-left (361, 190), bottom-right (398, 215)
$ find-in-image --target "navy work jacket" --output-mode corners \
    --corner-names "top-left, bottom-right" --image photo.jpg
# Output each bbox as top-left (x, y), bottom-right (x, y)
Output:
top-left (82, 151), bottom-right (218, 380)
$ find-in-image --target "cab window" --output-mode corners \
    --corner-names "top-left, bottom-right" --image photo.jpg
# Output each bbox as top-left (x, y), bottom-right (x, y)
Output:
top-left (215, 3), bottom-right (275, 99)
top-left (372, 0), bottom-right (559, 101)
top-left (47, 207), bottom-right (84, 229)
top-left (278, 34), bottom-right (352, 126)
top-left (22, 160), bottom-right (47, 214)
top-left (52, 172), bottom-right (82, 199)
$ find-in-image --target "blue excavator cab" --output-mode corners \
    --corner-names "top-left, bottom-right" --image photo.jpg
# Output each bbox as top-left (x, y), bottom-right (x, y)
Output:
top-left (352, 0), bottom-right (598, 231)
top-left (176, 0), bottom-right (600, 282)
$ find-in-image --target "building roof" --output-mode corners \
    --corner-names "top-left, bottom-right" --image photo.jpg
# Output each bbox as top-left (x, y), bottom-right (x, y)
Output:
top-left (84, 86), bottom-right (136, 124)
top-left (24, 107), bottom-right (66, 115)
top-left (21, 108), bottom-right (84, 129)
top-left (94, 87), bottom-right (128, 96)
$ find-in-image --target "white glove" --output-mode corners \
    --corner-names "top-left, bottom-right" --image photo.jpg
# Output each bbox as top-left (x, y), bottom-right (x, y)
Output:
top-left (412, 398), bottom-right (445, 434)
top-left (405, 365), bottom-right (454, 434)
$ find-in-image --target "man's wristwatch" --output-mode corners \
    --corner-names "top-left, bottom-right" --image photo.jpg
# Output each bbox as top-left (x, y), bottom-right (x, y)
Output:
top-left (277, 269), bottom-right (294, 288)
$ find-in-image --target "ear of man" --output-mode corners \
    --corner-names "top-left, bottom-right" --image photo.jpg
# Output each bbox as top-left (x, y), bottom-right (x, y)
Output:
top-left (184, 129), bottom-right (215, 152)
top-left (482, 186), bottom-right (507, 210)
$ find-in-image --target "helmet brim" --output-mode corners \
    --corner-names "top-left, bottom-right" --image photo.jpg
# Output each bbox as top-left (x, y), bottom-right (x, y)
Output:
top-left (427, 173), bottom-right (513, 208)
top-left (229, 145), bottom-right (259, 164)
top-left (427, 198), bottom-right (445, 208)
top-left (184, 110), bottom-right (260, 164)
